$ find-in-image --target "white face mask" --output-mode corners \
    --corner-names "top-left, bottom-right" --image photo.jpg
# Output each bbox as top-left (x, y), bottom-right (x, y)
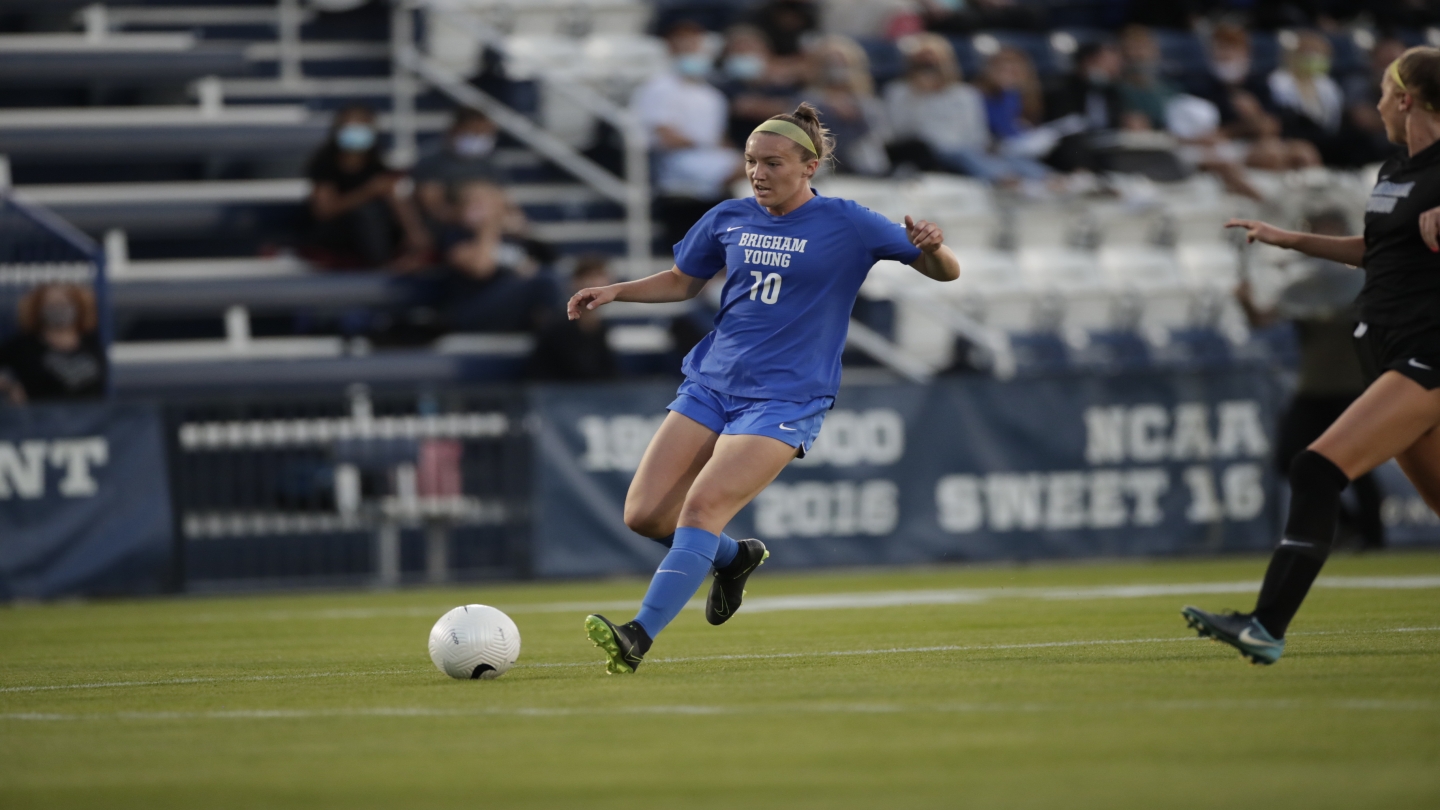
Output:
top-left (1212, 58), bottom-right (1251, 84)
top-left (453, 133), bottom-right (497, 158)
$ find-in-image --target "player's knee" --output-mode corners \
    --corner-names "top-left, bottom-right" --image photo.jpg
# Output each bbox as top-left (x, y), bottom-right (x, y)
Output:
top-left (622, 501), bottom-right (669, 539)
top-left (1284, 449), bottom-right (1350, 553)
top-left (1290, 448), bottom-right (1349, 493)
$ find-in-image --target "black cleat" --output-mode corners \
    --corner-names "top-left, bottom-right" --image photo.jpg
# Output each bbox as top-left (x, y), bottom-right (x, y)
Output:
top-left (706, 538), bottom-right (769, 626)
top-left (1181, 605), bottom-right (1285, 665)
top-left (584, 614), bottom-right (652, 674)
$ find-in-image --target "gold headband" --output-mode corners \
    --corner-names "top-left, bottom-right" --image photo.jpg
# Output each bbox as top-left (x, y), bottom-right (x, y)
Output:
top-left (1388, 59), bottom-right (1436, 111)
top-left (751, 119), bottom-right (818, 157)
top-left (1389, 59), bottom-right (1407, 91)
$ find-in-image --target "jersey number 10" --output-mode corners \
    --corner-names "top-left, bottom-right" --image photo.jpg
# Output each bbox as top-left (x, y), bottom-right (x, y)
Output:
top-left (749, 271), bottom-right (782, 304)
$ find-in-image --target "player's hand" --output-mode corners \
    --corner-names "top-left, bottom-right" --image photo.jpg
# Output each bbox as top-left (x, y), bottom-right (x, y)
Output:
top-left (904, 215), bottom-right (944, 253)
top-left (1418, 205), bottom-right (1440, 252)
top-left (1225, 218), bottom-right (1290, 246)
top-left (567, 285), bottom-right (619, 320)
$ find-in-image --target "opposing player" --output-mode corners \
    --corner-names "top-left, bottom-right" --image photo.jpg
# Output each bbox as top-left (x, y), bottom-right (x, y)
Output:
top-left (1183, 47), bottom-right (1440, 664)
top-left (571, 103), bottom-right (960, 674)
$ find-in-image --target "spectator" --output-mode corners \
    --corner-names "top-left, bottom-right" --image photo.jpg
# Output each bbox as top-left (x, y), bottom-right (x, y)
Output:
top-left (801, 35), bottom-right (892, 175)
top-left (885, 34), bottom-right (1045, 184)
top-left (974, 47), bottom-right (1056, 182)
top-left (1234, 209), bottom-right (1383, 548)
top-left (631, 20), bottom-right (741, 244)
top-left (413, 108), bottom-right (502, 227)
top-left (0, 284), bottom-right (106, 405)
top-left (748, 0), bottom-right (818, 57)
top-left (301, 105), bottom-right (431, 271)
top-left (1116, 25), bottom-right (1178, 131)
top-left (437, 182), bottom-right (561, 333)
top-left (1266, 30), bottom-right (1382, 165)
top-left (527, 256), bottom-right (619, 381)
top-left (1044, 41), bottom-right (1127, 171)
top-left (1188, 24), bottom-right (1321, 171)
top-left (715, 25), bottom-right (804, 150)
top-left (885, 34), bottom-right (988, 171)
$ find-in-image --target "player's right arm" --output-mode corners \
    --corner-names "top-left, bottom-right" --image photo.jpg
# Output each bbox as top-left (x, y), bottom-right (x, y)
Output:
top-left (568, 266), bottom-right (709, 320)
top-left (1225, 219), bottom-right (1366, 267)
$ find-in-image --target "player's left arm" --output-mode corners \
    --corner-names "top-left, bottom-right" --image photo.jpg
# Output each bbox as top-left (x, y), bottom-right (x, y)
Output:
top-left (904, 215), bottom-right (960, 282)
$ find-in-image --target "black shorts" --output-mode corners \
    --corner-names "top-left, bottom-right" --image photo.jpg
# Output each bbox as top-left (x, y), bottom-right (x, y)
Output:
top-left (1354, 321), bottom-right (1440, 390)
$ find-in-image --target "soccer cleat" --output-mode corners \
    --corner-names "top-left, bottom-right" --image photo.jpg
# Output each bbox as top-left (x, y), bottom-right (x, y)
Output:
top-left (1181, 605), bottom-right (1286, 665)
top-left (584, 614), bottom-right (652, 674)
top-left (706, 538), bottom-right (769, 626)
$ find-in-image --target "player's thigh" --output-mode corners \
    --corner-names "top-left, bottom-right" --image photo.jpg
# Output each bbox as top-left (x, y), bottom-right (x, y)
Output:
top-left (624, 411), bottom-right (719, 533)
top-left (1395, 427), bottom-right (1440, 514)
top-left (1309, 371), bottom-right (1440, 479)
top-left (678, 433), bottom-right (798, 533)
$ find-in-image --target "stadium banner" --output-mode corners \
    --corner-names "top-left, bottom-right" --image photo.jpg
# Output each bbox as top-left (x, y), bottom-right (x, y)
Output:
top-left (1371, 460), bottom-right (1440, 547)
top-left (528, 368), bottom-right (1292, 578)
top-left (0, 402), bottom-right (173, 599)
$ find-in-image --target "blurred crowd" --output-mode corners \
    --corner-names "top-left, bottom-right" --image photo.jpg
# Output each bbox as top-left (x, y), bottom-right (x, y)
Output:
top-left (638, 0), bottom-right (1417, 236)
top-left (290, 103), bottom-right (634, 382)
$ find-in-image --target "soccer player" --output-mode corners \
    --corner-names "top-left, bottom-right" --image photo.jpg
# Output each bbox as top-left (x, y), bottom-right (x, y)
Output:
top-left (571, 103), bottom-right (960, 673)
top-left (1183, 47), bottom-right (1440, 665)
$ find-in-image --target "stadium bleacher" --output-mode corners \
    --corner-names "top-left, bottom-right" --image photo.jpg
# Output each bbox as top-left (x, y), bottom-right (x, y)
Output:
top-left (0, 0), bottom-right (1414, 398)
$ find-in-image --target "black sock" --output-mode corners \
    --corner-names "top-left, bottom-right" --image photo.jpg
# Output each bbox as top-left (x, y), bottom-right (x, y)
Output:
top-left (1253, 450), bottom-right (1348, 637)
top-left (648, 533), bottom-right (674, 549)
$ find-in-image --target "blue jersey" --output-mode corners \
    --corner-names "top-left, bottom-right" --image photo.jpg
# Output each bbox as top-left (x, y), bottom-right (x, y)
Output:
top-left (674, 192), bottom-right (922, 402)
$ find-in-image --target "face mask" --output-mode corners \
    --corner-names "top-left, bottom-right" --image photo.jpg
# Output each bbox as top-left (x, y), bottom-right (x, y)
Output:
top-left (825, 65), bottom-right (851, 86)
top-left (42, 303), bottom-right (76, 330)
top-left (675, 53), bottom-right (711, 78)
top-left (724, 53), bottom-right (765, 81)
top-left (1299, 53), bottom-right (1331, 76)
top-left (1085, 68), bottom-right (1111, 86)
top-left (1212, 59), bottom-right (1250, 84)
top-left (453, 133), bottom-right (497, 158)
top-left (336, 123), bottom-right (376, 152)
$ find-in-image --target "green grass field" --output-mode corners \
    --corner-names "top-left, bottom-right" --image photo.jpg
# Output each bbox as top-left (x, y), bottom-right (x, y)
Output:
top-left (3, 552), bottom-right (1438, 809)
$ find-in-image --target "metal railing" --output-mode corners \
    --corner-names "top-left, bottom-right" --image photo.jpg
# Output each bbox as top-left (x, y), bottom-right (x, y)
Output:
top-left (393, 0), bottom-right (652, 274)
top-left (166, 385), bottom-right (530, 590)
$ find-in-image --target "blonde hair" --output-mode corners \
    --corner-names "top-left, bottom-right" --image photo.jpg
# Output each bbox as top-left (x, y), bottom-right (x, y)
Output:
top-left (1392, 46), bottom-right (1440, 112)
top-left (761, 102), bottom-right (836, 165)
top-left (808, 34), bottom-right (874, 97)
top-left (898, 33), bottom-right (962, 85)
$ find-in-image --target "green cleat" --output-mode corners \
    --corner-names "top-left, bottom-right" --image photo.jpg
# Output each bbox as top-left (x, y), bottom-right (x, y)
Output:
top-left (706, 539), bottom-right (769, 626)
top-left (1182, 605), bottom-right (1285, 665)
top-left (584, 614), bottom-right (652, 675)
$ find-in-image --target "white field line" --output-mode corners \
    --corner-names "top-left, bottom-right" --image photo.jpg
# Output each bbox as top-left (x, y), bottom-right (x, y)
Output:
top-left (0, 669), bottom-right (412, 694)
top-left (3, 697), bottom-right (1437, 723)
top-left (188, 574), bottom-right (1440, 623)
top-left (4, 627), bottom-right (1436, 694)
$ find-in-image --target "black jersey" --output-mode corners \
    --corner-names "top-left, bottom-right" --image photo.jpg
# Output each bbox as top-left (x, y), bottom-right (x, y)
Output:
top-left (1360, 139), bottom-right (1440, 328)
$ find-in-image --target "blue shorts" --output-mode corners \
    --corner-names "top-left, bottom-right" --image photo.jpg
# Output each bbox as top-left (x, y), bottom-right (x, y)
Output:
top-left (667, 379), bottom-right (832, 458)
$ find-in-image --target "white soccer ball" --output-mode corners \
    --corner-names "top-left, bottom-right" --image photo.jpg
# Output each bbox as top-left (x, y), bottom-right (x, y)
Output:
top-left (428, 605), bottom-right (521, 680)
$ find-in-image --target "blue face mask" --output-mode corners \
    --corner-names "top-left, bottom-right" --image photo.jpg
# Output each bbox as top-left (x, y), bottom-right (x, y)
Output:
top-left (675, 53), bottom-right (711, 78)
top-left (724, 53), bottom-right (765, 81)
top-left (336, 123), bottom-right (376, 152)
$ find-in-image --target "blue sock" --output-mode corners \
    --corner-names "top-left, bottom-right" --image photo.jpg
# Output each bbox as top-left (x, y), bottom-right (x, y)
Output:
top-left (649, 532), bottom-right (675, 549)
top-left (633, 527), bottom-right (718, 638)
top-left (713, 532), bottom-right (739, 569)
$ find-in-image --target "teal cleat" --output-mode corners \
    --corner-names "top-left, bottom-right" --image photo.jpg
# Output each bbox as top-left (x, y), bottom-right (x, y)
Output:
top-left (1182, 606), bottom-right (1285, 665)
